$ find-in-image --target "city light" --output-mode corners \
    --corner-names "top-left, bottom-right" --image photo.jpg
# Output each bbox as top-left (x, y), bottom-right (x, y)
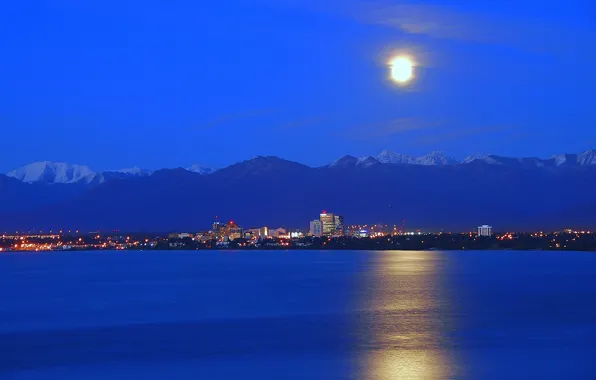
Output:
top-left (0, 222), bottom-right (594, 253)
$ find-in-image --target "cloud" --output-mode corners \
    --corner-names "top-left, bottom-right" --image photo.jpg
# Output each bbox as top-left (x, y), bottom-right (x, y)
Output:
top-left (284, 0), bottom-right (595, 53)
top-left (375, 117), bottom-right (443, 135)
top-left (339, 117), bottom-right (443, 140)
top-left (356, 2), bottom-right (485, 42)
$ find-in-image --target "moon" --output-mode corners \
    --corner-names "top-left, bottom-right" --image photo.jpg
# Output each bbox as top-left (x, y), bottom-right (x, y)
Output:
top-left (390, 56), bottom-right (414, 84)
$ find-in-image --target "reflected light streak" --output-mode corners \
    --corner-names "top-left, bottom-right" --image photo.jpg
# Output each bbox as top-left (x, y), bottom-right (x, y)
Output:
top-left (356, 251), bottom-right (459, 380)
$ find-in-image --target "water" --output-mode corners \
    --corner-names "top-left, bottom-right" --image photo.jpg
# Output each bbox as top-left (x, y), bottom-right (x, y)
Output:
top-left (1, 250), bottom-right (595, 379)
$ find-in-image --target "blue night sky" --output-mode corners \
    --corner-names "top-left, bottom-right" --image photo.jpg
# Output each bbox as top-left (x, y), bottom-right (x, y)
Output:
top-left (1, 0), bottom-right (595, 171)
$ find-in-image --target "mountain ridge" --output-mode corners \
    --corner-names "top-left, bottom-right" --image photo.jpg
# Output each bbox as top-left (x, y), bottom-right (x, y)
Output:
top-left (2, 149), bottom-right (595, 232)
top-left (1, 153), bottom-right (596, 232)
top-left (6, 162), bottom-right (215, 185)
top-left (7, 149), bottom-right (594, 185)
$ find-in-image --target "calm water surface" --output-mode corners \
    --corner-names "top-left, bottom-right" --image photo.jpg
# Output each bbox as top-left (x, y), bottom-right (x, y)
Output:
top-left (1, 250), bottom-right (595, 379)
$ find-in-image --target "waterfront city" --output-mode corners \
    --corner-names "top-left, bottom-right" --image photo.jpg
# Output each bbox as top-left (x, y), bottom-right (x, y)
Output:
top-left (1, 211), bottom-right (595, 252)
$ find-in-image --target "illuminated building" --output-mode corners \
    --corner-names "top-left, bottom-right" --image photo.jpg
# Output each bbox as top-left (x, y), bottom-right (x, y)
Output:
top-left (478, 225), bottom-right (493, 237)
top-left (268, 228), bottom-right (287, 238)
top-left (310, 220), bottom-right (322, 237)
top-left (219, 220), bottom-right (243, 241)
top-left (228, 227), bottom-right (243, 241)
top-left (212, 220), bottom-right (224, 232)
top-left (247, 227), bottom-right (269, 238)
top-left (168, 233), bottom-right (193, 239)
top-left (320, 212), bottom-right (336, 236)
top-left (334, 215), bottom-right (345, 236)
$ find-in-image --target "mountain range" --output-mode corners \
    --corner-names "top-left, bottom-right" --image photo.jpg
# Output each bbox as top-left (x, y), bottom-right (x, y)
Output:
top-left (6, 161), bottom-right (214, 185)
top-left (1, 149), bottom-right (595, 232)
top-left (6, 149), bottom-right (596, 185)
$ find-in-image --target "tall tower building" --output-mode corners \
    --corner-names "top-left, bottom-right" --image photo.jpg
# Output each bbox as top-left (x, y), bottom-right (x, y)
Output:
top-left (310, 220), bottom-right (322, 237)
top-left (478, 225), bottom-right (493, 237)
top-left (320, 212), bottom-right (336, 236)
top-left (212, 217), bottom-right (224, 233)
top-left (334, 215), bottom-right (345, 235)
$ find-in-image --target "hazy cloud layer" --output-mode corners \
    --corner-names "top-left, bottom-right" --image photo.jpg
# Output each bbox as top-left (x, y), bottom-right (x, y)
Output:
top-left (331, 117), bottom-right (443, 144)
top-left (279, 0), bottom-right (596, 54)
top-left (413, 125), bottom-right (511, 146)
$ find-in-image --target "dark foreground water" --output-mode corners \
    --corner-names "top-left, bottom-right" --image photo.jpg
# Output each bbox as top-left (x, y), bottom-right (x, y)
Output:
top-left (1, 250), bottom-right (595, 379)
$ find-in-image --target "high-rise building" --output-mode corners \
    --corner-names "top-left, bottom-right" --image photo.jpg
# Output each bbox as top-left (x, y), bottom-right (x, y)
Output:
top-left (320, 212), bottom-right (336, 236)
top-left (212, 220), bottom-right (224, 232)
top-left (478, 225), bottom-right (493, 237)
top-left (334, 215), bottom-right (345, 236)
top-left (310, 220), bottom-right (322, 237)
top-left (269, 228), bottom-right (287, 238)
top-left (247, 227), bottom-right (269, 238)
top-left (228, 227), bottom-right (243, 241)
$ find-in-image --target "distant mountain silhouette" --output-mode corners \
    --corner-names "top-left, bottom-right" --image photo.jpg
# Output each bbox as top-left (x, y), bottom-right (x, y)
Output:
top-left (2, 153), bottom-right (596, 232)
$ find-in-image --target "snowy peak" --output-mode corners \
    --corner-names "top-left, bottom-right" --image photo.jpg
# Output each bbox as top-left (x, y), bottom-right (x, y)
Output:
top-left (329, 155), bottom-right (380, 169)
top-left (551, 154), bottom-right (576, 166)
top-left (115, 167), bottom-right (153, 176)
top-left (373, 150), bottom-right (456, 166)
top-left (6, 162), bottom-right (154, 185)
top-left (463, 154), bottom-right (489, 164)
top-left (92, 167), bottom-right (153, 185)
top-left (186, 164), bottom-right (216, 175)
top-left (7, 161), bottom-right (97, 184)
top-left (7, 149), bottom-right (596, 186)
top-left (417, 151), bottom-right (457, 166)
top-left (578, 149), bottom-right (596, 165)
top-left (549, 150), bottom-right (596, 166)
top-left (333, 149), bottom-right (596, 168)
top-left (329, 155), bottom-right (359, 168)
top-left (356, 156), bottom-right (381, 168)
top-left (376, 150), bottom-right (417, 164)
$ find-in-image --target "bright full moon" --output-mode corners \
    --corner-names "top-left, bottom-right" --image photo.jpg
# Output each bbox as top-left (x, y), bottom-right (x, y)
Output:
top-left (390, 56), bottom-right (414, 84)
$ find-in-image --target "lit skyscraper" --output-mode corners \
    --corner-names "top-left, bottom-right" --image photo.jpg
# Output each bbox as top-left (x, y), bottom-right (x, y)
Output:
top-left (334, 215), bottom-right (345, 236)
top-left (310, 220), bottom-right (322, 237)
top-left (478, 225), bottom-right (493, 237)
top-left (212, 220), bottom-right (224, 232)
top-left (320, 212), bottom-right (336, 236)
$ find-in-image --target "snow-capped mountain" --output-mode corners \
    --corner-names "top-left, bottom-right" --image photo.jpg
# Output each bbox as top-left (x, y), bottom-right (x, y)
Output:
top-left (116, 167), bottom-right (153, 176)
top-left (463, 154), bottom-right (489, 164)
top-left (186, 164), bottom-right (216, 175)
top-left (550, 150), bottom-right (596, 166)
top-left (376, 150), bottom-right (417, 165)
top-left (356, 156), bottom-right (381, 168)
top-left (372, 149), bottom-right (596, 167)
top-left (374, 150), bottom-right (457, 166)
top-left (7, 162), bottom-right (153, 185)
top-left (416, 151), bottom-right (458, 165)
top-left (464, 150), bottom-right (596, 167)
top-left (328, 155), bottom-right (381, 168)
top-left (7, 149), bottom-right (596, 186)
top-left (577, 149), bottom-right (596, 165)
top-left (7, 162), bottom-right (97, 184)
top-left (328, 155), bottom-right (359, 168)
